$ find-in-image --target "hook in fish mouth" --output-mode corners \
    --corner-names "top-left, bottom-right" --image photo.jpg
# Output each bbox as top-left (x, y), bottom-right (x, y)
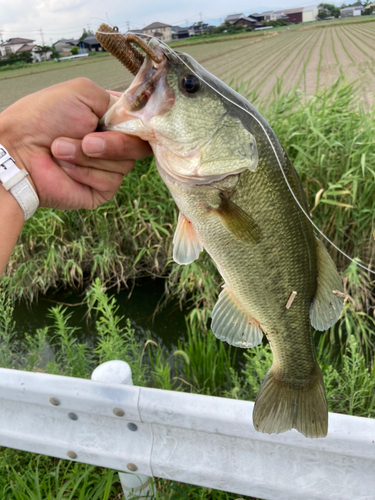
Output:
top-left (96, 23), bottom-right (163, 75)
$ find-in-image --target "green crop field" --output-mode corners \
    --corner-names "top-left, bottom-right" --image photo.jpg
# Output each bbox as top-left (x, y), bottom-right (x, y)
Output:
top-left (1, 20), bottom-right (375, 113)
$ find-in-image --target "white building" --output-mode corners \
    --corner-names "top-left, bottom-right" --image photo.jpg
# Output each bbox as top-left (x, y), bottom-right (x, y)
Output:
top-left (340, 6), bottom-right (364, 18)
top-left (142, 22), bottom-right (172, 42)
top-left (0, 37), bottom-right (35, 58)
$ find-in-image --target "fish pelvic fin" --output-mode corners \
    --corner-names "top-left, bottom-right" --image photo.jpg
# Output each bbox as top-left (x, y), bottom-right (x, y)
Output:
top-left (211, 285), bottom-right (263, 348)
top-left (253, 362), bottom-right (328, 439)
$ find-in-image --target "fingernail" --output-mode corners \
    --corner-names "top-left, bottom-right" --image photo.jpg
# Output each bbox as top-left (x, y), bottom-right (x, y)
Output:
top-left (83, 137), bottom-right (105, 155)
top-left (55, 139), bottom-right (76, 157)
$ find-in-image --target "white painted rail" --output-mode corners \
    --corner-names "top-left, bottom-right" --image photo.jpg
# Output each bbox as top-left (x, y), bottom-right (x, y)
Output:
top-left (0, 361), bottom-right (375, 500)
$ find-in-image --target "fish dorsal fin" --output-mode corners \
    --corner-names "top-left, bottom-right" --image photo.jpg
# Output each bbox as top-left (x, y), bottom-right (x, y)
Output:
top-left (211, 193), bottom-right (261, 244)
top-left (173, 212), bottom-right (203, 265)
top-left (211, 285), bottom-right (263, 348)
top-left (310, 238), bottom-right (344, 331)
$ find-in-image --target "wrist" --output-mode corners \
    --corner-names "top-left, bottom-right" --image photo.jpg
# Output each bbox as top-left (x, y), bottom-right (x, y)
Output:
top-left (0, 144), bottom-right (39, 220)
top-left (0, 182), bottom-right (25, 222)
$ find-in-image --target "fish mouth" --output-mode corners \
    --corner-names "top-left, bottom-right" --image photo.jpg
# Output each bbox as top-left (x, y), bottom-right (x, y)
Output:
top-left (97, 26), bottom-right (175, 139)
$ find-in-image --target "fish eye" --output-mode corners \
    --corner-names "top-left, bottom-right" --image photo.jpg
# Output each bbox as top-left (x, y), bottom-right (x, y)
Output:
top-left (181, 74), bottom-right (200, 94)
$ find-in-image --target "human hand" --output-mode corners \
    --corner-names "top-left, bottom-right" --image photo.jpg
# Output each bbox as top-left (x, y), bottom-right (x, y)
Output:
top-left (0, 80), bottom-right (151, 210)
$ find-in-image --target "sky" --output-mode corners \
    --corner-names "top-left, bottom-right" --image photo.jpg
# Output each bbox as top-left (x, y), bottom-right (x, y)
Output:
top-left (0, 0), bottom-right (342, 46)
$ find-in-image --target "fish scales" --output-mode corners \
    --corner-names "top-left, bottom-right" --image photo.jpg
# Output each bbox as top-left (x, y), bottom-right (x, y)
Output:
top-left (99, 31), bottom-right (344, 438)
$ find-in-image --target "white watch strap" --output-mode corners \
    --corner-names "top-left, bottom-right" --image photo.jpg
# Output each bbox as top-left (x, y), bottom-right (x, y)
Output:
top-left (0, 145), bottom-right (39, 221)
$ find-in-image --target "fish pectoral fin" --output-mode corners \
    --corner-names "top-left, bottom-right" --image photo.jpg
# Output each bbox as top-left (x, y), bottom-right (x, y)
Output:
top-left (173, 212), bottom-right (203, 265)
top-left (211, 285), bottom-right (263, 348)
top-left (310, 238), bottom-right (344, 331)
top-left (211, 193), bottom-right (261, 244)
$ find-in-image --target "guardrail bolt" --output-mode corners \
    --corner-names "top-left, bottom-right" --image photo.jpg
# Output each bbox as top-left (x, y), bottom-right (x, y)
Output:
top-left (127, 422), bottom-right (138, 431)
top-left (67, 451), bottom-right (77, 459)
top-left (127, 463), bottom-right (138, 472)
top-left (113, 407), bottom-right (125, 417)
top-left (49, 397), bottom-right (60, 406)
top-left (68, 412), bottom-right (78, 421)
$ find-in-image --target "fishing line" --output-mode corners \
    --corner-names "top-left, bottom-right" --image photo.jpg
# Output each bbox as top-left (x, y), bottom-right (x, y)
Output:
top-left (98, 29), bottom-right (375, 277)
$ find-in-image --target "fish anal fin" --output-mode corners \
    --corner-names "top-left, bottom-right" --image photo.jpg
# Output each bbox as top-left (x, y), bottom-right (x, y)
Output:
top-left (253, 362), bottom-right (328, 438)
top-left (173, 212), bottom-right (203, 265)
top-left (211, 285), bottom-right (263, 348)
top-left (211, 193), bottom-right (261, 244)
top-left (310, 238), bottom-right (344, 331)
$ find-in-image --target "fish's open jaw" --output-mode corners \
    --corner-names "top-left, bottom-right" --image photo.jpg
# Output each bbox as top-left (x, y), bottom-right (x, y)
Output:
top-left (103, 48), bottom-right (174, 141)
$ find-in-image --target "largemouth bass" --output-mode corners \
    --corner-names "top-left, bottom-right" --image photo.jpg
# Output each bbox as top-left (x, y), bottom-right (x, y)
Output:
top-left (98, 29), bottom-right (344, 438)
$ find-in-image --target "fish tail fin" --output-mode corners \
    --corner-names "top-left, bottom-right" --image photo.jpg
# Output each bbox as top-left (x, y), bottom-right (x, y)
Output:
top-left (253, 362), bottom-right (328, 438)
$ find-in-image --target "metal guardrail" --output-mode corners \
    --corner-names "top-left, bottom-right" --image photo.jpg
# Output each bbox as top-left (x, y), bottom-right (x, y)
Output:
top-left (0, 360), bottom-right (374, 500)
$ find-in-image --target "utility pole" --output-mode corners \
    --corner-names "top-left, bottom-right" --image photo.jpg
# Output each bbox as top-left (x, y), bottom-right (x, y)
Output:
top-left (126, 21), bottom-right (130, 32)
top-left (0, 30), bottom-right (3, 43)
top-left (87, 23), bottom-right (92, 34)
top-left (39, 28), bottom-right (45, 46)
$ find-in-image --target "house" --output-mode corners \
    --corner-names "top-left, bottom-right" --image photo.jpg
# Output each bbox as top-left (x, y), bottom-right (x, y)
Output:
top-left (53, 39), bottom-right (79, 55)
top-left (188, 21), bottom-right (215, 36)
top-left (233, 15), bottom-right (260, 28)
top-left (78, 35), bottom-right (103, 52)
top-left (262, 11), bottom-right (278, 22)
top-left (225, 13), bottom-right (245, 24)
top-left (32, 46), bottom-right (53, 62)
top-left (340, 6), bottom-right (364, 18)
top-left (171, 26), bottom-right (189, 40)
top-left (0, 37), bottom-right (35, 58)
top-left (142, 22), bottom-right (172, 42)
top-left (272, 6), bottom-right (318, 23)
top-left (250, 13), bottom-right (265, 22)
top-left (224, 13), bottom-right (260, 28)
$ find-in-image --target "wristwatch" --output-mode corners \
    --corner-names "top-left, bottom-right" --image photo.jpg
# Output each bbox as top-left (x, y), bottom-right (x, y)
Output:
top-left (0, 145), bottom-right (39, 220)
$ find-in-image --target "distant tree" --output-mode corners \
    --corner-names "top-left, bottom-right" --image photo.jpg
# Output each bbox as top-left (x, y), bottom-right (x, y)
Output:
top-left (50, 47), bottom-right (60, 59)
top-left (262, 18), bottom-right (291, 26)
top-left (70, 46), bottom-right (79, 55)
top-left (319, 3), bottom-right (341, 17)
top-left (79, 29), bottom-right (93, 42)
top-left (211, 22), bottom-right (231, 34)
top-left (7, 50), bottom-right (32, 63)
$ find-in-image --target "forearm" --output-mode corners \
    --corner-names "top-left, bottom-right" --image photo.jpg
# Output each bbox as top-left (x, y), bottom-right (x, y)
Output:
top-left (0, 184), bottom-right (24, 275)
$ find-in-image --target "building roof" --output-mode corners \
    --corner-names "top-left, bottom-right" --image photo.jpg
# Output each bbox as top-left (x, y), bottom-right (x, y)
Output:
top-left (171, 26), bottom-right (189, 33)
top-left (16, 44), bottom-right (35, 52)
top-left (273, 6), bottom-right (317, 15)
top-left (225, 13), bottom-right (244, 21)
top-left (82, 35), bottom-right (100, 45)
top-left (341, 5), bottom-right (363, 10)
top-left (2, 37), bottom-right (34, 46)
top-left (54, 39), bottom-right (78, 45)
top-left (233, 15), bottom-right (258, 23)
top-left (143, 22), bottom-right (171, 30)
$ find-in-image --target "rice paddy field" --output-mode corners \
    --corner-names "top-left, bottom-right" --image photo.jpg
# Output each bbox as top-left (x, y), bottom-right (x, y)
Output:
top-left (1, 19), bottom-right (375, 111)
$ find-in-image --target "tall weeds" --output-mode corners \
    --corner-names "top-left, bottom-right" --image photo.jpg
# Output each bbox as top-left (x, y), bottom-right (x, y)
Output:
top-left (3, 81), bottom-right (374, 316)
